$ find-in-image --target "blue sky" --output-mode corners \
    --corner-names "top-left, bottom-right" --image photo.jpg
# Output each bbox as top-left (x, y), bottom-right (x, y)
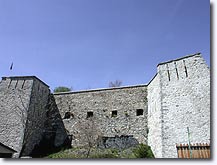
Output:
top-left (0, 0), bottom-right (210, 91)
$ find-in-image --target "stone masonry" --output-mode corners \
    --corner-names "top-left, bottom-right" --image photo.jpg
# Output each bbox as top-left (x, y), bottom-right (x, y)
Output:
top-left (158, 54), bottom-right (210, 158)
top-left (54, 85), bottom-right (148, 147)
top-left (0, 53), bottom-right (210, 158)
top-left (148, 53), bottom-right (210, 158)
top-left (0, 77), bottom-right (33, 157)
top-left (0, 76), bottom-right (69, 157)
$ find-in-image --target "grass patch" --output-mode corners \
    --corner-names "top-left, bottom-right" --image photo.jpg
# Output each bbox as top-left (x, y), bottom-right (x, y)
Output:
top-left (45, 144), bottom-right (155, 159)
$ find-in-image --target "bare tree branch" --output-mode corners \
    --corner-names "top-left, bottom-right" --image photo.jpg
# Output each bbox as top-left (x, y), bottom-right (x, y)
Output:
top-left (76, 117), bottom-right (102, 158)
top-left (109, 80), bottom-right (122, 87)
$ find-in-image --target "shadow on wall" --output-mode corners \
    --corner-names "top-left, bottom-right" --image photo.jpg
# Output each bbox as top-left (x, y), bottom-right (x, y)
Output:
top-left (29, 133), bottom-right (71, 158)
top-left (28, 94), bottom-right (72, 158)
top-left (97, 135), bottom-right (139, 149)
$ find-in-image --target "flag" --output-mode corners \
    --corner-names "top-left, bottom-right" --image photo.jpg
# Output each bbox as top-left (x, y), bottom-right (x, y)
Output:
top-left (10, 62), bottom-right (13, 70)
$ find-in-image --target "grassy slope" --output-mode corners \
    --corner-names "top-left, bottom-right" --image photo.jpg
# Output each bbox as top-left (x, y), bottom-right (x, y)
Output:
top-left (45, 144), bottom-right (155, 159)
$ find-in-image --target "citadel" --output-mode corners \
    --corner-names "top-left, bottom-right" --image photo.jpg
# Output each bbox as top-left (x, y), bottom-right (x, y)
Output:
top-left (0, 53), bottom-right (210, 158)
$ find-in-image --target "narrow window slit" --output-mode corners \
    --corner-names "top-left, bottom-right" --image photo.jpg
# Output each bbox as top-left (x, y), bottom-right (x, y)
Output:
top-left (166, 64), bottom-right (170, 81)
top-left (174, 62), bottom-right (179, 80)
top-left (183, 60), bottom-right (188, 77)
top-left (15, 80), bottom-right (18, 89)
top-left (21, 80), bottom-right (25, 89)
top-left (8, 79), bottom-right (12, 88)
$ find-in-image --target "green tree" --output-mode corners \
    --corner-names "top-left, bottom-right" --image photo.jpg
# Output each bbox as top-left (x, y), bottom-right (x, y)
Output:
top-left (53, 86), bottom-right (72, 93)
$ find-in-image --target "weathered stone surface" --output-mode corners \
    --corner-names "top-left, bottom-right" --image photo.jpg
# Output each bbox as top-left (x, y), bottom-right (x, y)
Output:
top-left (147, 73), bottom-right (163, 158)
top-left (148, 54), bottom-right (210, 158)
top-left (0, 76), bottom-right (69, 157)
top-left (0, 77), bottom-right (34, 157)
top-left (20, 77), bottom-right (51, 156)
top-left (54, 85), bottom-right (148, 147)
top-left (29, 94), bottom-right (70, 157)
top-left (98, 135), bottom-right (139, 149)
top-left (0, 53), bottom-right (210, 158)
top-left (44, 94), bottom-right (69, 148)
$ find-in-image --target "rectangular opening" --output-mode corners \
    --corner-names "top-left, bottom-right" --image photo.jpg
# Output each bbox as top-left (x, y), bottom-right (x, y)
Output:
top-left (111, 110), bottom-right (117, 117)
top-left (166, 64), bottom-right (170, 81)
top-left (15, 80), bottom-right (18, 89)
top-left (183, 60), bottom-right (188, 78)
top-left (174, 61), bottom-right (179, 80)
top-left (64, 112), bottom-right (72, 119)
top-left (8, 79), bottom-right (12, 88)
top-left (87, 111), bottom-right (93, 118)
top-left (136, 109), bottom-right (143, 116)
top-left (21, 80), bottom-right (25, 89)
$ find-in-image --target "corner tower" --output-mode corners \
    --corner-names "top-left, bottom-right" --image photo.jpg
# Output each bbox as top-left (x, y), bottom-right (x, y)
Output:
top-left (148, 53), bottom-right (210, 158)
top-left (0, 76), bottom-right (69, 157)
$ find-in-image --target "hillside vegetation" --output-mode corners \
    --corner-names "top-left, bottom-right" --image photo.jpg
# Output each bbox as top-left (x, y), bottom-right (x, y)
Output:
top-left (45, 144), bottom-right (155, 159)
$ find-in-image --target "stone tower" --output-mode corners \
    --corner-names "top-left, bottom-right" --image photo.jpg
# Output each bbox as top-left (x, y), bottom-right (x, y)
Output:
top-left (0, 76), bottom-right (68, 157)
top-left (147, 53), bottom-right (210, 158)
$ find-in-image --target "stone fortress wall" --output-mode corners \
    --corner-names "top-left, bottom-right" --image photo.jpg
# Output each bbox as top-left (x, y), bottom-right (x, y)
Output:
top-left (157, 54), bottom-right (210, 158)
top-left (53, 53), bottom-right (210, 158)
top-left (0, 77), bottom-right (34, 157)
top-left (147, 73), bottom-right (163, 157)
top-left (0, 76), bottom-right (68, 157)
top-left (20, 76), bottom-right (51, 156)
top-left (147, 54), bottom-right (210, 158)
top-left (54, 85), bottom-right (148, 147)
top-left (0, 53), bottom-right (210, 158)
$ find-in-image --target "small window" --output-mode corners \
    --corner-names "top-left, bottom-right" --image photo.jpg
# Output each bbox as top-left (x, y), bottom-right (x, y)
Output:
top-left (64, 112), bottom-right (74, 119)
top-left (136, 109), bottom-right (143, 116)
top-left (87, 111), bottom-right (93, 118)
top-left (111, 110), bottom-right (117, 117)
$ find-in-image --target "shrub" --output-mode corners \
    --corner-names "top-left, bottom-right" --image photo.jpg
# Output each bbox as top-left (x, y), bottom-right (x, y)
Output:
top-left (133, 144), bottom-right (155, 158)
